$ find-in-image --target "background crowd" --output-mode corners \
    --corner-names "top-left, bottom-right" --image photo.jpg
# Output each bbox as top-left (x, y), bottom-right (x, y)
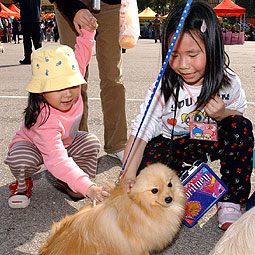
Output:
top-left (0, 16), bottom-right (59, 44)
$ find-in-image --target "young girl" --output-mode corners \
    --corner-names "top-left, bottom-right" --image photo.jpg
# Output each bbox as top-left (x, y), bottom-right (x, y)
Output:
top-left (122, 2), bottom-right (254, 230)
top-left (5, 29), bottom-right (110, 209)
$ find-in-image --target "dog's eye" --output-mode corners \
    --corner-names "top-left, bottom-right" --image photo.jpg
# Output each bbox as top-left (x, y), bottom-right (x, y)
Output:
top-left (151, 188), bottom-right (158, 194)
top-left (168, 182), bottom-right (172, 187)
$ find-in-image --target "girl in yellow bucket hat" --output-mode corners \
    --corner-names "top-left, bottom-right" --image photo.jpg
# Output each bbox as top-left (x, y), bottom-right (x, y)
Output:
top-left (5, 29), bottom-right (110, 208)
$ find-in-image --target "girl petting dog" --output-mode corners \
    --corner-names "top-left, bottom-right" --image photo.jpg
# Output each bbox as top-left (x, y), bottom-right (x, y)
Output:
top-left (122, 1), bottom-right (254, 230)
top-left (5, 29), bottom-right (110, 209)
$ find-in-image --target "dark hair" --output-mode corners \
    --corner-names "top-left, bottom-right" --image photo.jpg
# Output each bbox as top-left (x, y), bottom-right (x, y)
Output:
top-left (161, 1), bottom-right (231, 109)
top-left (24, 93), bottom-right (50, 129)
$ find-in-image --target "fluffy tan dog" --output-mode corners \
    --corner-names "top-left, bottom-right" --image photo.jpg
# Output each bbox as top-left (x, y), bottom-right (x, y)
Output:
top-left (40, 163), bottom-right (187, 255)
top-left (210, 207), bottom-right (255, 255)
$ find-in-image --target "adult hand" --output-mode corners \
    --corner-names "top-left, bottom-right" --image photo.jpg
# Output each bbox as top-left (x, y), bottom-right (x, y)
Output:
top-left (86, 185), bottom-right (110, 203)
top-left (73, 9), bottom-right (98, 35)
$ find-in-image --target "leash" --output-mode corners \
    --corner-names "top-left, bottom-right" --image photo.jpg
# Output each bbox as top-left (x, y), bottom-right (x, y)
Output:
top-left (118, 0), bottom-right (193, 182)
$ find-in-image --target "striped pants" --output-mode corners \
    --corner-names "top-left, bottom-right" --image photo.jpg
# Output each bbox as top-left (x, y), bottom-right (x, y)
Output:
top-left (4, 131), bottom-right (100, 192)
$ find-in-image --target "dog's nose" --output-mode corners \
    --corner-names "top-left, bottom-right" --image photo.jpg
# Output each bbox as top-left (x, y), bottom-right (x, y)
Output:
top-left (165, 196), bottom-right (172, 204)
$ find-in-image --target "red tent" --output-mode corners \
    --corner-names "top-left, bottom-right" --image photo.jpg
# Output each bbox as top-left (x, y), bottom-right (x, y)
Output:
top-left (0, 2), bottom-right (20, 18)
top-left (8, 3), bottom-right (20, 17)
top-left (213, 0), bottom-right (245, 16)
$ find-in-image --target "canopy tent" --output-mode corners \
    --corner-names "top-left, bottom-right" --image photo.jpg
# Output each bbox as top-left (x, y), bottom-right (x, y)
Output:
top-left (138, 7), bottom-right (157, 21)
top-left (214, 0), bottom-right (246, 45)
top-left (213, 0), bottom-right (245, 16)
top-left (8, 3), bottom-right (20, 15)
top-left (0, 2), bottom-right (20, 18)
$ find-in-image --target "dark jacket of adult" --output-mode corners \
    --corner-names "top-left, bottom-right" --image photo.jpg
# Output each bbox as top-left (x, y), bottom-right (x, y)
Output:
top-left (13, 0), bottom-right (41, 23)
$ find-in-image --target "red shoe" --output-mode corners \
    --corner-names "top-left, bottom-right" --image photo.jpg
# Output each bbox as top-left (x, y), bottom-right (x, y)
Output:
top-left (8, 178), bottom-right (33, 209)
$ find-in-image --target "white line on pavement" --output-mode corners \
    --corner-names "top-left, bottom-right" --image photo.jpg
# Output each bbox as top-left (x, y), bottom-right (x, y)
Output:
top-left (0, 95), bottom-right (255, 105)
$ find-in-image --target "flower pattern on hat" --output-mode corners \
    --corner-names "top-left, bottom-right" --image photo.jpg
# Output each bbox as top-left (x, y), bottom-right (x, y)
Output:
top-left (25, 45), bottom-right (86, 93)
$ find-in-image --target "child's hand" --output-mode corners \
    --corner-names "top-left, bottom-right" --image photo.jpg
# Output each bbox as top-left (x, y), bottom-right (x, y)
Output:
top-left (204, 94), bottom-right (225, 121)
top-left (124, 178), bottom-right (136, 193)
top-left (86, 185), bottom-right (110, 203)
top-left (73, 9), bottom-right (98, 35)
top-left (122, 172), bottom-right (136, 193)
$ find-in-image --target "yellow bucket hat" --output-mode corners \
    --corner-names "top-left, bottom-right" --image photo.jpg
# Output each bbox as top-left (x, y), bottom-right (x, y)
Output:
top-left (25, 45), bottom-right (86, 93)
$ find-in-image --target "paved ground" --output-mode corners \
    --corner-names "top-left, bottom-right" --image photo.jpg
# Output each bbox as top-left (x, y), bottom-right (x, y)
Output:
top-left (0, 39), bottom-right (255, 255)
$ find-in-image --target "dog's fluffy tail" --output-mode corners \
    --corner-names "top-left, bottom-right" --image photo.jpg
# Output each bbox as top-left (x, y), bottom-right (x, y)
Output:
top-left (210, 207), bottom-right (255, 255)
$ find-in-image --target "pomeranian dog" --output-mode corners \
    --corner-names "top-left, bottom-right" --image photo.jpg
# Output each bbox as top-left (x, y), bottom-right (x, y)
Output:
top-left (40, 163), bottom-right (187, 255)
top-left (210, 207), bottom-right (255, 255)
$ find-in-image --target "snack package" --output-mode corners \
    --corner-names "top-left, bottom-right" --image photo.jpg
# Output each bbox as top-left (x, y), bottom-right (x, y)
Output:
top-left (119, 0), bottom-right (140, 49)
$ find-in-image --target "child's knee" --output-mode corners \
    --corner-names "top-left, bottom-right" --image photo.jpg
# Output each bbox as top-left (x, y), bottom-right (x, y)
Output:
top-left (220, 115), bottom-right (253, 134)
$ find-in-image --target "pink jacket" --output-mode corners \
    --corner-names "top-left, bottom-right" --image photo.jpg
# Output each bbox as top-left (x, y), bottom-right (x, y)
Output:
top-left (9, 29), bottom-right (96, 196)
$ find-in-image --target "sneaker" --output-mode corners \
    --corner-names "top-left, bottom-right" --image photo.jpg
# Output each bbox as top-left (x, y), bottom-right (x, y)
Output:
top-left (19, 58), bottom-right (31, 65)
top-left (56, 179), bottom-right (84, 200)
top-left (107, 150), bottom-right (124, 162)
top-left (217, 202), bottom-right (242, 230)
top-left (246, 191), bottom-right (255, 211)
top-left (8, 178), bottom-right (33, 209)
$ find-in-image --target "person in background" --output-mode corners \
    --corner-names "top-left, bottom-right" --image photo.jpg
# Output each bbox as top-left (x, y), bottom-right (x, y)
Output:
top-left (53, 17), bottom-right (59, 42)
top-left (2, 17), bottom-right (9, 43)
top-left (12, 18), bottom-right (20, 44)
top-left (49, 0), bottom-right (127, 162)
top-left (234, 21), bottom-right (241, 33)
top-left (0, 17), bottom-right (3, 31)
top-left (0, 18), bottom-right (4, 52)
top-left (248, 24), bottom-right (254, 41)
top-left (153, 14), bottom-right (161, 43)
top-left (12, 0), bottom-right (42, 64)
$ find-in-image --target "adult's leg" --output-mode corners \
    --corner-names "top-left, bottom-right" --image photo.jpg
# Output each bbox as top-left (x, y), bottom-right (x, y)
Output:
top-left (31, 22), bottom-right (42, 50)
top-left (54, 4), bottom-right (89, 131)
top-left (21, 22), bottom-right (33, 61)
top-left (94, 2), bottom-right (127, 154)
top-left (54, 4), bottom-right (77, 48)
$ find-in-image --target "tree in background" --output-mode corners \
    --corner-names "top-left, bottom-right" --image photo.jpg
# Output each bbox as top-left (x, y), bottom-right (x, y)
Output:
top-left (236, 0), bottom-right (254, 18)
top-left (137, 0), bottom-right (185, 15)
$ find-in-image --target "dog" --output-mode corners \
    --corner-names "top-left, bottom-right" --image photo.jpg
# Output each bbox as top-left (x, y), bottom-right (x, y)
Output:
top-left (40, 163), bottom-right (187, 255)
top-left (210, 207), bottom-right (255, 255)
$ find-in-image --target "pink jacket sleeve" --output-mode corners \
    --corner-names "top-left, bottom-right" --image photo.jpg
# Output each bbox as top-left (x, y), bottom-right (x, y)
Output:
top-left (32, 118), bottom-right (95, 197)
top-left (74, 29), bottom-right (95, 76)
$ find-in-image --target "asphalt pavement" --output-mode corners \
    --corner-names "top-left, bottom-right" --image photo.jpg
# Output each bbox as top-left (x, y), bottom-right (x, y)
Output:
top-left (0, 39), bottom-right (255, 255)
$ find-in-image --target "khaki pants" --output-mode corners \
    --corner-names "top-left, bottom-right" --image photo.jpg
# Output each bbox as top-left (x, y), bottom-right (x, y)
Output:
top-left (54, 2), bottom-right (127, 153)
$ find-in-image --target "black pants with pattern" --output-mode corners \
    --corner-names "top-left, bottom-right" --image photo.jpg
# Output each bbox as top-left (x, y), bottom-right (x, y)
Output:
top-left (138, 115), bottom-right (254, 204)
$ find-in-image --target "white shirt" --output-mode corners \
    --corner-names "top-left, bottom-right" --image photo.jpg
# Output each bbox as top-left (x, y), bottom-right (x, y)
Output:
top-left (131, 70), bottom-right (247, 143)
